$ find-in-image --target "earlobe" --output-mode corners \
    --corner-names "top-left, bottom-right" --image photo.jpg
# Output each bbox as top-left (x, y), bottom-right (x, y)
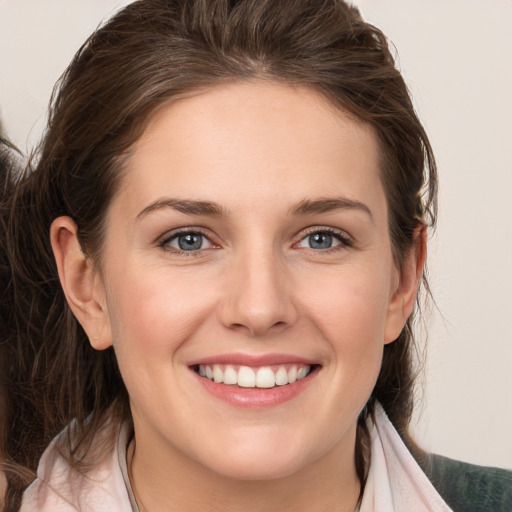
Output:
top-left (50, 216), bottom-right (112, 350)
top-left (384, 225), bottom-right (427, 344)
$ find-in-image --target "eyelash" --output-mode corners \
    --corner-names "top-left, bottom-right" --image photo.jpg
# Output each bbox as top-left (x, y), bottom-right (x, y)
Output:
top-left (296, 227), bottom-right (353, 252)
top-left (159, 229), bottom-right (215, 256)
top-left (159, 226), bottom-right (353, 256)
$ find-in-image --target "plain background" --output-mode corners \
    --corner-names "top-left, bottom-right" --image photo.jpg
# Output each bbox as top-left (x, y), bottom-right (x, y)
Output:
top-left (0, 0), bottom-right (510, 469)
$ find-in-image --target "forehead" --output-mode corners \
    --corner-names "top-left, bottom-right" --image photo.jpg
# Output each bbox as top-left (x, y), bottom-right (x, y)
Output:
top-left (115, 81), bottom-right (386, 220)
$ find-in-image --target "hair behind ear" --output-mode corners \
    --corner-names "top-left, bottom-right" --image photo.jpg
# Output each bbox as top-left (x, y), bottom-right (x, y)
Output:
top-left (0, 135), bottom-right (128, 509)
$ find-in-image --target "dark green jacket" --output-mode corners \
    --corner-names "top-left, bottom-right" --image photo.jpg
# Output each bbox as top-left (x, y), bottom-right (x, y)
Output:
top-left (428, 454), bottom-right (512, 512)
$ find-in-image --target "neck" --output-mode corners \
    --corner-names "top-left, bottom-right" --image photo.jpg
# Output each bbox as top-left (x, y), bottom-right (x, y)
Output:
top-left (128, 433), bottom-right (361, 512)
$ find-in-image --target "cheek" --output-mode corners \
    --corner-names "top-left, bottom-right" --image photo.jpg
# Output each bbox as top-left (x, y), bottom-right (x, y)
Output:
top-left (297, 261), bottom-right (393, 405)
top-left (104, 266), bottom-right (215, 360)
top-left (299, 263), bottom-right (393, 347)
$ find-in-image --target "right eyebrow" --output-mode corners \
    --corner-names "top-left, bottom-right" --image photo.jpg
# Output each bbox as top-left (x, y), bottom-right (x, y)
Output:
top-left (136, 198), bottom-right (228, 220)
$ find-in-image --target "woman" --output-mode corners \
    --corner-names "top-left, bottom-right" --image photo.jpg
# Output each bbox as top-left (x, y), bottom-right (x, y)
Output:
top-left (1, 1), bottom-right (510, 511)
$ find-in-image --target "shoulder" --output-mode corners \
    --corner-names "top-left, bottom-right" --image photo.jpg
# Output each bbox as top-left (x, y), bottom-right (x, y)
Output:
top-left (427, 454), bottom-right (512, 512)
top-left (20, 419), bottom-right (133, 512)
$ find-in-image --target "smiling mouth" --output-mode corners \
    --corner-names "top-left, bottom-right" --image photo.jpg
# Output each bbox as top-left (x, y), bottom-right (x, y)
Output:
top-left (192, 363), bottom-right (317, 389)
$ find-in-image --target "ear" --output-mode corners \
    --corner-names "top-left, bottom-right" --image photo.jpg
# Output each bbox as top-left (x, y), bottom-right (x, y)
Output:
top-left (50, 216), bottom-right (112, 350)
top-left (384, 225), bottom-right (427, 344)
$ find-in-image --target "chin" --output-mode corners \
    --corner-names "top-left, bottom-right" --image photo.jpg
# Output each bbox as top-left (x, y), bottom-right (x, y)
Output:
top-left (204, 456), bottom-right (308, 482)
top-left (194, 435), bottom-right (318, 482)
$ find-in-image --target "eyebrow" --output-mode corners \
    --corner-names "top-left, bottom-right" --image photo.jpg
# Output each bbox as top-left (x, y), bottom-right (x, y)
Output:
top-left (289, 197), bottom-right (373, 221)
top-left (136, 198), bottom-right (227, 219)
top-left (136, 196), bottom-right (373, 221)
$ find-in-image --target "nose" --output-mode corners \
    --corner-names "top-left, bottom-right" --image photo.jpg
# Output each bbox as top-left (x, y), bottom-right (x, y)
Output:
top-left (218, 248), bottom-right (298, 337)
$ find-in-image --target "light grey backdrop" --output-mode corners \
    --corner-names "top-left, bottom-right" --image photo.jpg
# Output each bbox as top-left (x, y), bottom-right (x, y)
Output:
top-left (1, 0), bottom-right (510, 468)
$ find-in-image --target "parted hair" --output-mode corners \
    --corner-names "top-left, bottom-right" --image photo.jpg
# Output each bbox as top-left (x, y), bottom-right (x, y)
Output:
top-left (0, 1), bottom-right (437, 510)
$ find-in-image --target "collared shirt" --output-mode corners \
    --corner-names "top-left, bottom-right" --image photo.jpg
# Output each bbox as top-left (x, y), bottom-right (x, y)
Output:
top-left (21, 404), bottom-right (452, 511)
top-left (359, 405), bottom-right (451, 511)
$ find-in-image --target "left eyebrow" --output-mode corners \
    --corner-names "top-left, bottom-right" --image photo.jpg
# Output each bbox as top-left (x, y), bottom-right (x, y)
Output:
top-left (136, 198), bottom-right (228, 220)
top-left (289, 197), bottom-right (374, 221)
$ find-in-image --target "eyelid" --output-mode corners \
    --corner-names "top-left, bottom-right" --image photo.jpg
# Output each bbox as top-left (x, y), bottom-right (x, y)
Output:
top-left (294, 226), bottom-right (353, 249)
top-left (158, 227), bottom-right (218, 254)
top-left (156, 225), bottom-right (352, 254)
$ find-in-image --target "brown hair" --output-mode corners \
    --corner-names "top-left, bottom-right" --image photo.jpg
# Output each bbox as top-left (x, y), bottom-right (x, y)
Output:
top-left (0, 0), bottom-right (436, 509)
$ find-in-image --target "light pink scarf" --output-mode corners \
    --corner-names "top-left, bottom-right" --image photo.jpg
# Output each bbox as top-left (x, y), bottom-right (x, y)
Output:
top-left (22, 404), bottom-right (452, 511)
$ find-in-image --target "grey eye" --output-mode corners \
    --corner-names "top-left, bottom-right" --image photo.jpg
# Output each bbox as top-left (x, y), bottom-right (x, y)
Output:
top-left (167, 232), bottom-right (212, 251)
top-left (298, 232), bottom-right (341, 250)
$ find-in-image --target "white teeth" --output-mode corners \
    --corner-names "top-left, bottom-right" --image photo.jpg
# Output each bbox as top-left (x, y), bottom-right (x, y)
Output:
top-left (197, 364), bottom-right (312, 388)
top-left (288, 366), bottom-right (298, 384)
top-left (237, 366), bottom-right (256, 387)
top-left (275, 366), bottom-right (288, 386)
top-left (213, 364), bottom-right (223, 383)
top-left (223, 365), bottom-right (238, 385)
top-left (297, 366), bottom-right (308, 380)
top-left (256, 367), bottom-right (275, 388)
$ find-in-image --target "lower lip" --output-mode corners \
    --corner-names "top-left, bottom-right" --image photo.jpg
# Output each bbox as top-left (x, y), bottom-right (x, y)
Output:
top-left (193, 367), bottom-right (319, 408)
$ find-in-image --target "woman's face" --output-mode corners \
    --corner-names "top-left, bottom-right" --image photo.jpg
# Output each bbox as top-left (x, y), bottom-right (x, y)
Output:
top-left (94, 82), bottom-right (415, 480)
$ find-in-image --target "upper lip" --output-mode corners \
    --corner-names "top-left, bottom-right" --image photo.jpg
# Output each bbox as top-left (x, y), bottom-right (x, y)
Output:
top-left (188, 353), bottom-right (319, 367)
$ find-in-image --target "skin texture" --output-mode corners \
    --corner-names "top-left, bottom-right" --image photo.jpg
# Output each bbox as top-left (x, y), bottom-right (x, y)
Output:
top-left (51, 82), bottom-right (424, 511)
